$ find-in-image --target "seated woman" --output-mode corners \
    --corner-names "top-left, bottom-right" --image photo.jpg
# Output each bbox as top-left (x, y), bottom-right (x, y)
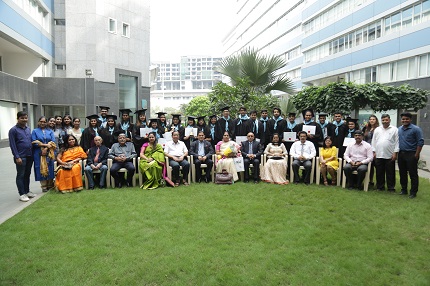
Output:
top-left (215, 131), bottom-right (241, 182)
top-left (139, 132), bottom-right (166, 189)
top-left (319, 136), bottom-right (339, 186)
top-left (260, 133), bottom-right (289, 185)
top-left (55, 134), bottom-right (87, 193)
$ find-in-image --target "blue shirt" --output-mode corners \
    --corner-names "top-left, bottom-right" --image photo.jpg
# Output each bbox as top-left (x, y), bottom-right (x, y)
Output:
top-left (9, 124), bottom-right (33, 159)
top-left (398, 123), bottom-right (424, 151)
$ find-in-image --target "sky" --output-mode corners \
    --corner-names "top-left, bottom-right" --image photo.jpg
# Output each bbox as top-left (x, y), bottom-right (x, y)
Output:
top-left (150, 0), bottom-right (235, 62)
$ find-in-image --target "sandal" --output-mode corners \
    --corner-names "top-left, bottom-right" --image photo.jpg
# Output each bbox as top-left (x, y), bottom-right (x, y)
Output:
top-left (331, 180), bottom-right (337, 186)
top-left (183, 180), bottom-right (189, 186)
top-left (323, 180), bottom-right (329, 186)
top-left (174, 180), bottom-right (180, 187)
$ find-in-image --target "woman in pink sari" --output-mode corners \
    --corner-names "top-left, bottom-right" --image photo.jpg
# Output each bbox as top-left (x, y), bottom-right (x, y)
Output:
top-left (215, 131), bottom-right (241, 181)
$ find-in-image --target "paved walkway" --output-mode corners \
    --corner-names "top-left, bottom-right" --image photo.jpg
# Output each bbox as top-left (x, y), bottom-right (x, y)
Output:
top-left (1, 146), bottom-right (429, 224)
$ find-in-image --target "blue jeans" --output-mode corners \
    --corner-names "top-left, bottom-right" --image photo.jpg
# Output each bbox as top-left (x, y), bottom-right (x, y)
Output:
top-left (15, 156), bottom-right (33, 196)
top-left (84, 165), bottom-right (108, 188)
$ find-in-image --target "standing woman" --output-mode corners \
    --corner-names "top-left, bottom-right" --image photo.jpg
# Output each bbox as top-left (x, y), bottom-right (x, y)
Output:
top-left (53, 115), bottom-right (64, 149)
top-left (362, 115), bottom-right (379, 185)
top-left (196, 116), bottom-right (206, 136)
top-left (139, 132), bottom-right (166, 189)
top-left (69, 117), bottom-right (84, 145)
top-left (31, 116), bottom-right (56, 192)
top-left (81, 114), bottom-right (101, 153)
top-left (55, 135), bottom-right (87, 193)
top-left (62, 115), bottom-right (73, 134)
top-left (156, 111), bottom-right (168, 136)
top-left (100, 114), bottom-right (118, 148)
top-left (205, 115), bottom-right (217, 150)
top-left (132, 109), bottom-right (148, 153)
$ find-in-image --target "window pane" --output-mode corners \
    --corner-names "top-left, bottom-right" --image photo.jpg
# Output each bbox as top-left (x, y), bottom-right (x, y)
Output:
top-left (384, 17), bottom-right (391, 34)
top-left (119, 75), bottom-right (137, 111)
top-left (408, 58), bottom-right (416, 78)
top-left (391, 13), bottom-right (401, 32)
top-left (338, 37), bottom-right (344, 52)
top-left (380, 63), bottom-right (390, 83)
top-left (423, 0), bottom-right (430, 21)
top-left (396, 59), bottom-right (408, 80)
top-left (402, 7), bottom-right (413, 28)
top-left (368, 24), bottom-right (376, 41)
top-left (413, 3), bottom-right (422, 24)
top-left (419, 55), bottom-right (427, 76)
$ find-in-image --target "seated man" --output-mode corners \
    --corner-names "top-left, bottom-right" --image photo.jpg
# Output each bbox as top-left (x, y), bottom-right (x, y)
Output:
top-left (164, 130), bottom-right (190, 186)
top-left (84, 136), bottom-right (109, 189)
top-left (290, 131), bottom-right (316, 185)
top-left (343, 130), bottom-right (373, 190)
top-left (241, 132), bottom-right (263, 183)
top-left (108, 133), bottom-right (137, 188)
top-left (189, 131), bottom-right (214, 183)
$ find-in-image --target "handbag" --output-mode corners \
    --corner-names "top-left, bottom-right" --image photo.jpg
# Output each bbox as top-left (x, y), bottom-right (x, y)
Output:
top-left (215, 169), bottom-right (233, 184)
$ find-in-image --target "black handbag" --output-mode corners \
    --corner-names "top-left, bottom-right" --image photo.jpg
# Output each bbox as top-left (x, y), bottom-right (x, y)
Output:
top-left (215, 169), bottom-right (233, 184)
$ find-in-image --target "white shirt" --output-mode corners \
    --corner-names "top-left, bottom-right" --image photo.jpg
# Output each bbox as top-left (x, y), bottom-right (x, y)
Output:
top-left (290, 140), bottom-right (316, 160)
top-left (372, 125), bottom-right (399, 159)
top-left (164, 140), bottom-right (188, 157)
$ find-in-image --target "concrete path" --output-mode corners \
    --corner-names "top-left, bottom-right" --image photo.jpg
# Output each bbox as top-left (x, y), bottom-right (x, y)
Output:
top-left (0, 145), bottom-right (429, 225)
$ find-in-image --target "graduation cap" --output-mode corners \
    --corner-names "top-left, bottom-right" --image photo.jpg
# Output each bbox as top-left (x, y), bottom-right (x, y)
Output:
top-left (219, 106), bottom-right (230, 112)
top-left (155, 112), bottom-right (167, 117)
top-left (346, 118), bottom-right (358, 123)
top-left (197, 116), bottom-right (206, 121)
top-left (187, 116), bottom-right (197, 121)
top-left (149, 118), bottom-right (159, 124)
top-left (86, 114), bottom-right (99, 120)
top-left (113, 130), bottom-right (126, 137)
top-left (260, 109), bottom-right (268, 113)
top-left (119, 109), bottom-right (132, 115)
top-left (171, 114), bottom-right (181, 119)
top-left (209, 114), bottom-right (217, 119)
top-left (288, 112), bottom-right (296, 117)
top-left (302, 109), bottom-right (315, 118)
top-left (106, 114), bottom-right (117, 121)
top-left (134, 109), bottom-right (147, 115)
top-left (99, 106), bottom-right (110, 111)
top-left (318, 112), bottom-right (328, 118)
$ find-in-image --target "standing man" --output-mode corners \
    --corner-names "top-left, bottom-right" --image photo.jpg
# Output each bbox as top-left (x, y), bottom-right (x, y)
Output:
top-left (343, 130), bottom-right (373, 190)
top-left (108, 133), bottom-right (137, 188)
top-left (259, 109), bottom-right (270, 147)
top-left (372, 114), bottom-right (399, 192)
top-left (9, 111), bottom-right (35, 202)
top-left (116, 109), bottom-right (134, 142)
top-left (332, 112), bottom-right (347, 158)
top-left (290, 131), bottom-right (316, 185)
top-left (317, 112), bottom-right (335, 147)
top-left (296, 109), bottom-right (322, 156)
top-left (268, 107), bottom-right (286, 142)
top-left (98, 106), bottom-right (110, 128)
top-left (241, 132), bottom-right (263, 183)
top-left (189, 131), bottom-right (214, 183)
top-left (398, 112), bottom-right (424, 198)
top-left (249, 110), bottom-right (263, 144)
top-left (234, 106), bottom-right (251, 137)
top-left (283, 112), bottom-right (300, 152)
top-left (84, 136), bottom-right (109, 189)
top-left (215, 106), bottom-right (235, 142)
top-left (164, 130), bottom-right (190, 186)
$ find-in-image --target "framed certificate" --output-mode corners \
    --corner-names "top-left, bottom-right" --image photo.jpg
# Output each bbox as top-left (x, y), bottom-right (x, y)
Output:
top-left (185, 127), bottom-right (198, 137)
top-left (302, 125), bottom-right (316, 135)
top-left (343, 137), bottom-right (355, 146)
top-left (283, 132), bottom-right (297, 142)
top-left (140, 128), bottom-right (152, 137)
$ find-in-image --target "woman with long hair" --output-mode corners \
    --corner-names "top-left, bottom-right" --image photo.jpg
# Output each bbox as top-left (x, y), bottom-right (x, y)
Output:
top-left (69, 117), bottom-right (84, 145)
top-left (319, 136), bottom-right (339, 186)
top-left (362, 115), bottom-right (379, 185)
top-left (81, 114), bottom-right (101, 153)
top-left (100, 114), bottom-right (119, 148)
top-left (139, 132), bottom-right (166, 189)
top-left (215, 131), bottom-right (241, 182)
top-left (260, 133), bottom-right (289, 185)
top-left (32, 116), bottom-right (56, 192)
top-left (55, 134), bottom-right (87, 193)
top-left (132, 109), bottom-right (148, 153)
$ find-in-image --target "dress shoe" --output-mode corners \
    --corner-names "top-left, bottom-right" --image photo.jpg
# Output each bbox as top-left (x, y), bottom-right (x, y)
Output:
top-left (387, 189), bottom-right (395, 192)
top-left (197, 178), bottom-right (202, 183)
top-left (89, 186), bottom-right (94, 190)
top-left (126, 181), bottom-right (132, 188)
top-left (99, 185), bottom-right (106, 189)
top-left (399, 191), bottom-right (408, 195)
top-left (376, 188), bottom-right (384, 191)
top-left (254, 180), bottom-right (259, 184)
top-left (205, 177), bottom-right (211, 183)
top-left (408, 194), bottom-right (416, 199)
top-left (244, 180), bottom-right (249, 183)
top-left (116, 182), bottom-right (122, 188)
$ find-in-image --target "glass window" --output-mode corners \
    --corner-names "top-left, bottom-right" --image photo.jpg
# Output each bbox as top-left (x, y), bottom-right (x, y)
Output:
top-left (384, 17), bottom-right (391, 34)
top-left (408, 57), bottom-right (416, 78)
top-left (54, 19), bottom-right (65, 25)
top-left (402, 7), bottom-right (413, 28)
top-left (338, 37), bottom-right (345, 52)
top-left (396, 59), bottom-right (408, 80)
top-left (391, 13), bottom-right (401, 32)
top-left (380, 63), bottom-right (391, 83)
top-left (355, 30), bottom-right (362, 46)
top-left (368, 24), bottom-right (376, 41)
top-left (119, 75), bottom-right (137, 111)
top-left (333, 40), bottom-right (338, 54)
top-left (363, 27), bottom-right (368, 43)
top-left (418, 55), bottom-right (427, 76)
top-left (423, 0), bottom-right (430, 21)
top-left (414, 3), bottom-right (422, 24)
top-left (376, 21), bottom-right (382, 38)
top-left (365, 67), bottom-right (372, 83)
top-left (109, 18), bottom-right (117, 33)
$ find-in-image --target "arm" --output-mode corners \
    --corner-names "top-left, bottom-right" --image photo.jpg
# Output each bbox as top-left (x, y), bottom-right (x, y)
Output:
top-left (8, 128), bottom-right (20, 160)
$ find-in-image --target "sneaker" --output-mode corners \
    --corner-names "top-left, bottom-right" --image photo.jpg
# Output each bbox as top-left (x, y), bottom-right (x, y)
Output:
top-left (19, 194), bottom-right (30, 202)
top-left (27, 192), bottom-right (36, 198)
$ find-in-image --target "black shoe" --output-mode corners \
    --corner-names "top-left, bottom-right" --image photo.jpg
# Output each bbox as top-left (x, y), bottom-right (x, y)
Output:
top-left (409, 194), bottom-right (416, 199)
top-left (294, 181), bottom-right (299, 184)
top-left (347, 186), bottom-right (354, 190)
top-left (197, 178), bottom-right (201, 183)
top-left (89, 186), bottom-right (94, 190)
top-left (399, 191), bottom-right (408, 195)
top-left (377, 188), bottom-right (384, 191)
top-left (205, 177), bottom-right (211, 183)
top-left (126, 182), bottom-right (132, 188)
top-left (244, 180), bottom-right (249, 183)
top-left (254, 180), bottom-right (259, 184)
top-left (99, 185), bottom-right (106, 189)
top-left (117, 182), bottom-right (122, 188)
top-left (387, 189), bottom-right (395, 192)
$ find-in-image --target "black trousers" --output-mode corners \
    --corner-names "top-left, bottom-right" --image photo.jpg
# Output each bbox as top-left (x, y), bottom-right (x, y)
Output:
top-left (398, 151), bottom-right (419, 195)
top-left (375, 158), bottom-right (396, 190)
top-left (244, 157), bottom-right (260, 181)
top-left (194, 158), bottom-right (213, 181)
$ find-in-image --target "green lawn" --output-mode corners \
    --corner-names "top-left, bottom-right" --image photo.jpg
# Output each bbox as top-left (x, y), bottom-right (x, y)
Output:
top-left (1, 180), bottom-right (429, 285)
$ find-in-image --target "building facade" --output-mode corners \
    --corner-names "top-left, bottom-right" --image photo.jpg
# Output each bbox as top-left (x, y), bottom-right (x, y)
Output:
top-left (0, 0), bottom-right (150, 146)
top-left (150, 55), bottom-right (222, 113)
top-left (223, 0), bottom-right (430, 141)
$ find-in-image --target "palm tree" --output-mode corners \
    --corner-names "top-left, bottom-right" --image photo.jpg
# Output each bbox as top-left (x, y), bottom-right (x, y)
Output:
top-left (216, 47), bottom-right (294, 94)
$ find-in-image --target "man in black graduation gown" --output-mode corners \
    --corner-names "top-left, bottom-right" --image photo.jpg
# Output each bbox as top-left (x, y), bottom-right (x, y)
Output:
top-left (267, 107), bottom-right (286, 142)
top-left (233, 106), bottom-right (252, 137)
top-left (215, 106), bottom-right (235, 142)
top-left (296, 109), bottom-right (322, 156)
top-left (116, 109), bottom-right (134, 142)
top-left (317, 112), bottom-right (336, 148)
top-left (259, 109), bottom-right (270, 147)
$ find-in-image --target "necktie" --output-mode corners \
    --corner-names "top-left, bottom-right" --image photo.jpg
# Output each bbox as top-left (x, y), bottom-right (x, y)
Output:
top-left (249, 142), bottom-right (253, 154)
top-left (301, 144), bottom-right (304, 156)
top-left (94, 147), bottom-right (100, 163)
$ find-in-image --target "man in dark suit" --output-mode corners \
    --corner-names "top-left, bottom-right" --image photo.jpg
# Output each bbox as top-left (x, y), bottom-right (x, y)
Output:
top-left (84, 136), bottom-right (109, 189)
top-left (241, 132), bottom-right (263, 183)
top-left (189, 131), bottom-right (214, 183)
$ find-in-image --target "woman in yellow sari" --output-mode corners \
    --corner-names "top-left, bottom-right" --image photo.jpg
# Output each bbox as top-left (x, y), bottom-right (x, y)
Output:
top-left (319, 136), bottom-right (339, 186)
top-left (139, 132), bottom-right (166, 189)
top-left (56, 134), bottom-right (87, 193)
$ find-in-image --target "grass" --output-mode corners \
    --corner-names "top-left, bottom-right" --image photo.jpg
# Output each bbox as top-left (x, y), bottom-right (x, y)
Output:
top-left (1, 179), bottom-right (430, 285)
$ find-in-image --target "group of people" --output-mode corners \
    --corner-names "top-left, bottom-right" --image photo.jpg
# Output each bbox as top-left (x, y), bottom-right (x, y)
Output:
top-left (8, 106), bottom-right (424, 202)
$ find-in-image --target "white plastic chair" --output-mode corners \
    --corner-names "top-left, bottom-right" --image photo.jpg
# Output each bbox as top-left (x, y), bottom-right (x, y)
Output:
top-left (108, 158), bottom-right (137, 188)
top-left (165, 156), bottom-right (191, 184)
top-left (316, 148), bottom-right (342, 186)
top-left (83, 159), bottom-right (110, 189)
top-left (342, 160), bottom-right (372, 192)
top-left (289, 155), bottom-right (315, 184)
top-left (190, 154), bottom-right (215, 183)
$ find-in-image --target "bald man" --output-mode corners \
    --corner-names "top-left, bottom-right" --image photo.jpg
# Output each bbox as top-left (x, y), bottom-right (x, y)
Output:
top-left (84, 136), bottom-right (109, 189)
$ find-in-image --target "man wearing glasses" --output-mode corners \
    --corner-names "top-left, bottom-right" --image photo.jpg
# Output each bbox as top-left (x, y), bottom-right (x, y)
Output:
top-left (241, 132), bottom-right (263, 183)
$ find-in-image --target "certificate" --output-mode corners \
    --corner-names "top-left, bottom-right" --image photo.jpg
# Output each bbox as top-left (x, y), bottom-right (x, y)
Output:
top-left (158, 138), bottom-right (167, 149)
top-left (283, 132), bottom-right (297, 142)
top-left (185, 127), bottom-right (198, 137)
top-left (302, 125), bottom-right (316, 135)
top-left (235, 136), bottom-right (247, 144)
top-left (163, 132), bottom-right (172, 141)
top-left (139, 128), bottom-right (152, 137)
top-left (343, 137), bottom-right (355, 146)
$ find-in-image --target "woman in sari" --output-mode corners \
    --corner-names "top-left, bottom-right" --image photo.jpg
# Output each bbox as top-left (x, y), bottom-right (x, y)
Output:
top-left (56, 134), bottom-right (87, 193)
top-left (319, 136), bottom-right (339, 186)
top-left (215, 131), bottom-right (241, 182)
top-left (32, 116), bottom-right (56, 192)
top-left (260, 133), bottom-right (289, 185)
top-left (139, 132), bottom-right (166, 189)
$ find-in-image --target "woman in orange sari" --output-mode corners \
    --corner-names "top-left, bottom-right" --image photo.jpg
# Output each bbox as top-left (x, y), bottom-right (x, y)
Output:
top-left (56, 135), bottom-right (87, 193)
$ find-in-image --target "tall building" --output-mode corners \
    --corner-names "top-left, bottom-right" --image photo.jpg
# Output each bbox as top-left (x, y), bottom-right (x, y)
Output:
top-left (150, 55), bottom-right (222, 113)
top-left (223, 0), bottom-right (430, 140)
top-left (0, 0), bottom-right (150, 146)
